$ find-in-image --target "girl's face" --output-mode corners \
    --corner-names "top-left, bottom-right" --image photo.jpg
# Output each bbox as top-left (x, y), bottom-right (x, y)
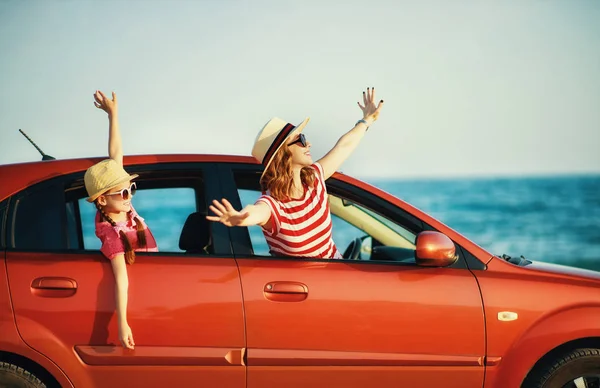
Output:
top-left (287, 133), bottom-right (312, 167)
top-left (97, 180), bottom-right (134, 213)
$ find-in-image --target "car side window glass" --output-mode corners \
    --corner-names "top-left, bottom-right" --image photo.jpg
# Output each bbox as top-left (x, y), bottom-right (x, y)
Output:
top-left (79, 200), bottom-right (99, 250)
top-left (0, 199), bottom-right (8, 249)
top-left (329, 196), bottom-right (418, 263)
top-left (65, 201), bottom-right (82, 249)
top-left (237, 188), bottom-right (271, 256)
top-left (330, 213), bottom-right (370, 259)
top-left (13, 184), bottom-right (66, 250)
top-left (79, 187), bottom-right (197, 252)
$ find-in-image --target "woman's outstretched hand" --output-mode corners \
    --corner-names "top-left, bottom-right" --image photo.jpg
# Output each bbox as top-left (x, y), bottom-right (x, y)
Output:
top-left (358, 87), bottom-right (384, 122)
top-left (207, 199), bottom-right (250, 227)
top-left (94, 90), bottom-right (118, 116)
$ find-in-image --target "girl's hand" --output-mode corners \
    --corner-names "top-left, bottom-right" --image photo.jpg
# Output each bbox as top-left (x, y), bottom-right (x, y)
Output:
top-left (94, 90), bottom-right (118, 116)
top-left (357, 87), bottom-right (384, 123)
top-left (207, 199), bottom-right (250, 227)
top-left (119, 322), bottom-right (135, 350)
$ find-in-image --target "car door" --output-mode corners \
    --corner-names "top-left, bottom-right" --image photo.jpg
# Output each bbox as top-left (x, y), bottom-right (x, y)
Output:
top-left (5, 163), bottom-right (246, 388)
top-left (220, 164), bottom-right (486, 388)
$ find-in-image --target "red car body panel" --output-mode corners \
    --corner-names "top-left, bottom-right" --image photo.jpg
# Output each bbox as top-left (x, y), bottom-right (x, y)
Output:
top-left (1, 154), bottom-right (599, 387)
top-left (236, 258), bottom-right (485, 387)
top-left (479, 258), bottom-right (600, 387)
top-left (0, 250), bottom-right (74, 387)
top-left (4, 250), bottom-right (246, 387)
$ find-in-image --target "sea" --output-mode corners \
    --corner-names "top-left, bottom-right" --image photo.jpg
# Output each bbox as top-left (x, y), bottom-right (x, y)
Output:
top-left (360, 174), bottom-right (600, 272)
top-left (82, 175), bottom-right (600, 272)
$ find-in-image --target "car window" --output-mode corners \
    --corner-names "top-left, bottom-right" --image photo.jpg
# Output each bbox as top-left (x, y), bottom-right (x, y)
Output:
top-left (12, 182), bottom-right (66, 250)
top-left (79, 187), bottom-right (197, 252)
top-left (236, 189), bottom-right (367, 257)
top-left (234, 181), bottom-right (417, 262)
top-left (330, 212), bottom-right (372, 259)
top-left (330, 196), bottom-right (416, 247)
top-left (7, 164), bottom-right (230, 256)
top-left (238, 189), bottom-right (270, 256)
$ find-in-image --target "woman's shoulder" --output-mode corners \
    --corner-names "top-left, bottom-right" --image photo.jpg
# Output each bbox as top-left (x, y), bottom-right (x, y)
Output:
top-left (256, 193), bottom-right (285, 211)
top-left (308, 162), bottom-right (325, 181)
top-left (257, 193), bottom-right (278, 205)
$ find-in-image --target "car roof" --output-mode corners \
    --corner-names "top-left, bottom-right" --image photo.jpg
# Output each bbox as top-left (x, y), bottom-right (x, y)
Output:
top-left (0, 154), bottom-right (258, 200)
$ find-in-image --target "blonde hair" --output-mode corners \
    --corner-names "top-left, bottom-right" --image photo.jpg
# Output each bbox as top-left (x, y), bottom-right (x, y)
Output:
top-left (95, 202), bottom-right (147, 265)
top-left (260, 144), bottom-right (316, 201)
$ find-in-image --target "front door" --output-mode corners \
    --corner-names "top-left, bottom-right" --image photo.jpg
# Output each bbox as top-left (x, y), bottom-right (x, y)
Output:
top-left (5, 164), bottom-right (246, 388)
top-left (236, 259), bottom-right (484, 388)
top-left (224, 165), bottom-right (485, 388)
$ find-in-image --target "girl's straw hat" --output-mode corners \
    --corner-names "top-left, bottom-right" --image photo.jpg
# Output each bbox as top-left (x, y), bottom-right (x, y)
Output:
top-left (84, 159), bottom-right (139, 202)
top-left (251, 117), bottom-right (310, 175)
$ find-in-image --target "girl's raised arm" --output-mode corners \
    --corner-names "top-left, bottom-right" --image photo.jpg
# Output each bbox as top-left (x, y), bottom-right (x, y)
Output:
top-left (94, 90), bottom-right (123, 166)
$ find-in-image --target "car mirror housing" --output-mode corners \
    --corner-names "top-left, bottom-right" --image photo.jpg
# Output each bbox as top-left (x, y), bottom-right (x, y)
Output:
top-left (415, 231), bottom-right (458, 267)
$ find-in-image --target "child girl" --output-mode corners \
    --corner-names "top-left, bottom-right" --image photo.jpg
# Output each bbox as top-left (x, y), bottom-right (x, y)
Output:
top-left (84, 90), bottom-right (158, 349)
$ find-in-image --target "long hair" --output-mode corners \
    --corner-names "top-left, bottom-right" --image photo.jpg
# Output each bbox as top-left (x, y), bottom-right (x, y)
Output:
top-left (260, 144), bottom-right (316, 201)
top-left (95, 202), bottom-right (147, 265)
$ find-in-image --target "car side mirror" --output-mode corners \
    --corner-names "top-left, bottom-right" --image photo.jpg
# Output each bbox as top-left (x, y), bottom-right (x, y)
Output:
top-left (415, 231), bottom-right (458, 267)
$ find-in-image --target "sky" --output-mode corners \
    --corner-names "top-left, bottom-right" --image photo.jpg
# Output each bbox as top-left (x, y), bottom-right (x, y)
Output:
top-left (0, 0), bottom-right (599, 179)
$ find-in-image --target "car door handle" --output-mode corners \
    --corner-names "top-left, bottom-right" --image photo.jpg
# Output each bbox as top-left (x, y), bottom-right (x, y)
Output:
top-left (264, 282), bottom-right (308, 302)
top-left (31, 277), bottom-right (77, 297)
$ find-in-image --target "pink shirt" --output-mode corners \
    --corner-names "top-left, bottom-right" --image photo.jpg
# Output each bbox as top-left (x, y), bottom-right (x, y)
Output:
top-left (256, 162), bottom-right (342, 259)
top-left (95, 205), bottom-right (158, 260)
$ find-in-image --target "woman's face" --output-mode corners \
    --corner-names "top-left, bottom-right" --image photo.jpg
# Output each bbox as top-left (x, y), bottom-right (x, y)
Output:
top-left (97, 180), bottom-right (133, 213)
top-left (287, 133), bottom-right (312, 167)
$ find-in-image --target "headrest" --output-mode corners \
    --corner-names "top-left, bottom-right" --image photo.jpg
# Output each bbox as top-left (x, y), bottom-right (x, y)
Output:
top-left (179, 212), bottom-right (211, 253)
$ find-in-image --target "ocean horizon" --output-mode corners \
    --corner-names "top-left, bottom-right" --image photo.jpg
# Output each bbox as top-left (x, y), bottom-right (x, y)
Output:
top-left (357, 174), bottom-right (600, 272)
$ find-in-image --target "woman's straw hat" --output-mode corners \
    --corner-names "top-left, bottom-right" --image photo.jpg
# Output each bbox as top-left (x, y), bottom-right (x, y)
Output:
top-left (84, 159), bottom-right (139, 202)
top-left (251, 117), bottom-right (310, 175)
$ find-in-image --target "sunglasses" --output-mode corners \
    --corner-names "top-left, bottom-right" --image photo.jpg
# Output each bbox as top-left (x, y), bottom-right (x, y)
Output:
top-left (288, 133), bottom-right (308, 147)
top-left (104, 182), bottom-right (137, 201)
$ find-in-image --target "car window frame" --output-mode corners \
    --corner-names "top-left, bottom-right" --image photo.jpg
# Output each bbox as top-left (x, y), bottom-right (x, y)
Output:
top-left (6, 162), bottom-right (234, 257)
top-left (216, 162), bottom-right (486, 270)
top-left (0, 197), bottom-right (10, 249)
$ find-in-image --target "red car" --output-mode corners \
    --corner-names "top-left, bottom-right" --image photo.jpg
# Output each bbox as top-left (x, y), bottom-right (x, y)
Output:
top-left (0, 154), bottom-right (599, 388)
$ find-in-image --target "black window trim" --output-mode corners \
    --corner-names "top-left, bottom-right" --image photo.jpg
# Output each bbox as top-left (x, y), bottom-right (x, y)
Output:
top-left (0, 197), bottom-right (9, 250)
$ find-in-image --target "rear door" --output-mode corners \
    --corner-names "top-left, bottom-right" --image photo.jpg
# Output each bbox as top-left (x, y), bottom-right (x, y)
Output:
top-left (5, 163), bottom-right (246, 388)
top-left (221, 164), bottom-right (486, 388)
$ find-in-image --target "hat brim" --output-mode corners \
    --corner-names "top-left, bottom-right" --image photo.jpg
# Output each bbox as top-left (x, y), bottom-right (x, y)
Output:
top-left (260, 117), bottom-right (310, 179)
top-left (86, 173), bottom-right (139, 203)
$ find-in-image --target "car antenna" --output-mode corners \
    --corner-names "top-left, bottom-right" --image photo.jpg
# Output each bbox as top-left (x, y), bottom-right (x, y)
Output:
top-left (18, 129), bottom-right (56, 160)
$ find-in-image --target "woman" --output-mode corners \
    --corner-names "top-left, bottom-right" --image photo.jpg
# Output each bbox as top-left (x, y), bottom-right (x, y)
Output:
top-left (84, 90), bottom-right (158, 349)
top-left (207, 87), bottom-right (384, 258)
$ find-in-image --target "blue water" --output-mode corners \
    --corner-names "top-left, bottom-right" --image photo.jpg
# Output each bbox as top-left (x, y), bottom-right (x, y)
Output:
top-left (363, 175), bottom-right (600, 271)
top-left (81, 175), bottom-right (600, 272)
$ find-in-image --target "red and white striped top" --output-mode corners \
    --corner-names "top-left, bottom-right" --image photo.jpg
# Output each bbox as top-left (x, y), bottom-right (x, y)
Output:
top-left (256, 163), bottom-right (342, 259)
